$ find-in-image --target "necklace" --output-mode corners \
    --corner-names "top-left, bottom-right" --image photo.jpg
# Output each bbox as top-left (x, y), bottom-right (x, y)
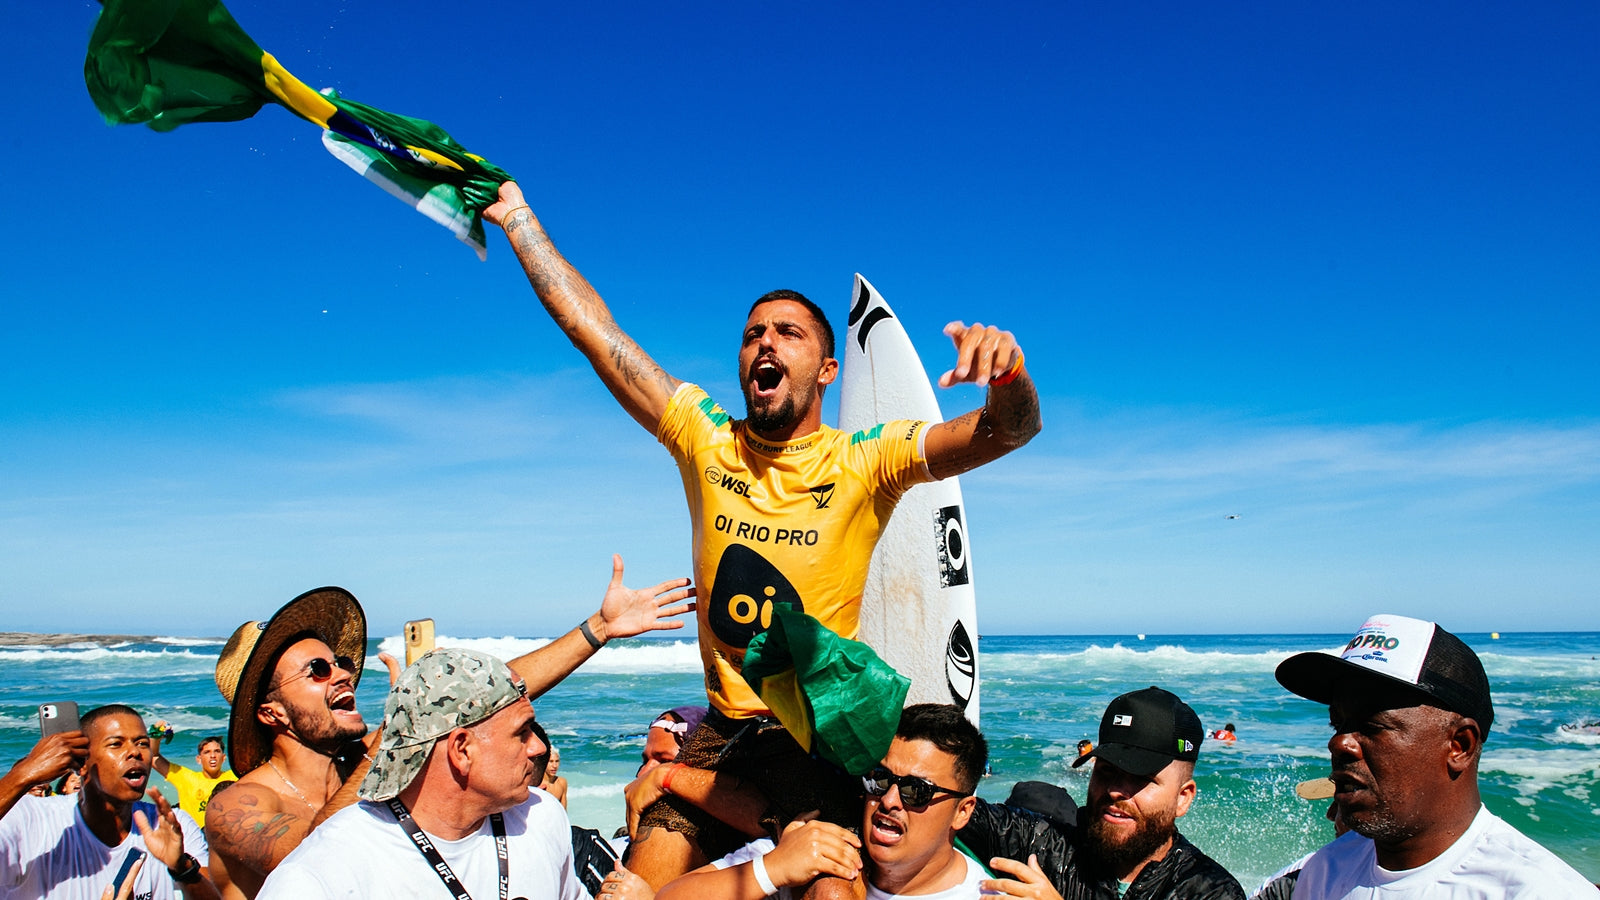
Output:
top-left (266, 759), bottom-right (316, 811)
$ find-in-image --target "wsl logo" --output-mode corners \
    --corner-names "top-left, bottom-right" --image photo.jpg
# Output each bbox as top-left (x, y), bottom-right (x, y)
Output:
top-left (945, 621), bottom-right (976, 711)
top-left (934, 505), bottom-right (969, 587)
top-left (707, 544), bottom-right (804, 649)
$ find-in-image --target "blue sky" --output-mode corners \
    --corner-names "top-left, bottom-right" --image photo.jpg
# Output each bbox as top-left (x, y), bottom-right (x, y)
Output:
top-left (2, 2), bottom-right (1596, 636)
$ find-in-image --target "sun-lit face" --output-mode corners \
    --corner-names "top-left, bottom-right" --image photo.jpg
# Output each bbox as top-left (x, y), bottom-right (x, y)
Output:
top-left (260, 638), bottom-right (365, 751)
top-left (468, 701), bottom-right (546, 811)
top-left (1084, 758), bottom-right (1195, 879)
top-left (84, 712), bottom-right (153, 804)
top-left (738, 299), bottom-right (837, 438)
top-left (862, 737), bottom-right (975, 891)
top-left (1326, 694), bottom-right (1457, 848)
top-left (196, 740), bottom-right (226, 778)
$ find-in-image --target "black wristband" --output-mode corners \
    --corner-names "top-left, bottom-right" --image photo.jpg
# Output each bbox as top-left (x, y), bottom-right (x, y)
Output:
top-left (169, 852), bottom-right (202, 884)
top-left (579, 620), bottom-right (605, 650)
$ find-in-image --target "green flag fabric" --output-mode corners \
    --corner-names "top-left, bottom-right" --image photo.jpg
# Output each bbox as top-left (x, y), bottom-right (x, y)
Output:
top-left (742, 605), bottom-right (911, 775)
top-left (84, 0), bottom-right (510, 257)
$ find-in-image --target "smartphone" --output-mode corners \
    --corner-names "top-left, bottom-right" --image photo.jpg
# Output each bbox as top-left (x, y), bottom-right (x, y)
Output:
top-left (38, 702), bottom-right (81, 738)
top-left (404, 618), bottom-right (435, 667)
top-left (111, 848), bottom-right (144, 897)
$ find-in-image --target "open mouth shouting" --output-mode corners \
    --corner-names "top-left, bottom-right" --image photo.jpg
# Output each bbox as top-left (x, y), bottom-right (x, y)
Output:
top-left (748, 356), bottom-right (785, 402)
top-left (869, 809), bottom-right (907, 847)
top-left (328, 686), bottom-right (360, 721)
top-left (121, 763), bottom-right (150, 794)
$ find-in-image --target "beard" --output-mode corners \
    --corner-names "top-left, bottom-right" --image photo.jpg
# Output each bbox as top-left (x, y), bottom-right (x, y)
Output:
top-left (283, 699), bottom-right (365, 752)
top-left (1084, 800), bottom-right (1178, 874)
top-left (743, 389), bottom-right (801, 436)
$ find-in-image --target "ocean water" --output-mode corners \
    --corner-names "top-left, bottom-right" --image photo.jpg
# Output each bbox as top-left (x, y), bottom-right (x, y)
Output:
top-left (3, 631), bottom-right (1597, 888)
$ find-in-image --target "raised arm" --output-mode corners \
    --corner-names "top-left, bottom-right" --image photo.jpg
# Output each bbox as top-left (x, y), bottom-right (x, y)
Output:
top-left (484, 182), bottom-right (682, 432)
top-left (507, 554), bottom-right (695, 698)
top-left (923, 322), bottom-right (1041, 481)
top-left (0, 731), bottom-right (87, 821)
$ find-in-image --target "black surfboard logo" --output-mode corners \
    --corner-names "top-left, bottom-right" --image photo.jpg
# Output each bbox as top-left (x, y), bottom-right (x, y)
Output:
top-left (934, 505), bottom-right (970, 587)
top-left (707, 544), bottom-right (805, 649)
top-left (849, 280), bottom-right (894, 352)
top-left (946, 620), bottom-right (976, 710)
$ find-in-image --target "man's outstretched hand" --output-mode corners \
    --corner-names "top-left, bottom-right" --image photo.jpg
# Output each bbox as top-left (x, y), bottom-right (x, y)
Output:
top-left (938, 321), bottom-right (1023, 388)
top-left (595, 554), bottom-right (696, 642)
top-left (483, 181), bottom-right (530, 228)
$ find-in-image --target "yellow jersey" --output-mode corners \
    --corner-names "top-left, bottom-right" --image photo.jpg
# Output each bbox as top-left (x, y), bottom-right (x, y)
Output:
top-left (657, 384), bottom-right (932, 718)
top-left (164, 763), bottom-right (236, 826)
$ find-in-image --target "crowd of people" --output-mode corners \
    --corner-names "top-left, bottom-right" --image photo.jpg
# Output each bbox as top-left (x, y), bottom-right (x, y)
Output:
top-left (3, 187), bottom-right (1595, 899)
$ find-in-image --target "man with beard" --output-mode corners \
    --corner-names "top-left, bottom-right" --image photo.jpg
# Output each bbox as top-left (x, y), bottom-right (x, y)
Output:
top-left (1274, 614), bottom-right (1594, 898)
top-left (485, 182), bottom-right (1041, 893)
top-left (960, 686), bottom-right (1243, 900)
top-left (207, 567), bottom-right (690, 898)
top-left (0, 705), bottom-right (217, 899)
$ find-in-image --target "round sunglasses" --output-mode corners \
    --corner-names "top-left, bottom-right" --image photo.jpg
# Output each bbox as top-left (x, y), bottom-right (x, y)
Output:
top-left (861, 765), bottom-right (972, 809)
top-left (276, 654), bottom-right (357, 687)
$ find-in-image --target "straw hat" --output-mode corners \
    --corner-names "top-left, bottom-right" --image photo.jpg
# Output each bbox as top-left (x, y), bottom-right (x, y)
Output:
top-left (214, 587), bottom-right (367, 775)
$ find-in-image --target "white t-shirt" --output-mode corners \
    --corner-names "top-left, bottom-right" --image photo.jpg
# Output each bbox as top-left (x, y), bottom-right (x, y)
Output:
top-left (0, 793), bottom-right (209, 900)
top-left (1292, 805), bottom-right (1596, 898)
top-left (865, 852), bottom-right (986, 899)
top-left (256, 788), bottom-right (585, 900)
top-left (711, 840), bottom-right (985, 899)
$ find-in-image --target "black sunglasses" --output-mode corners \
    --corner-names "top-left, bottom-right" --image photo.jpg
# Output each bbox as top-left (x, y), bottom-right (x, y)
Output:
top-left (278, 655), bottom-right (356, 686)
top-left (861, 765), bottom-right (972, 809)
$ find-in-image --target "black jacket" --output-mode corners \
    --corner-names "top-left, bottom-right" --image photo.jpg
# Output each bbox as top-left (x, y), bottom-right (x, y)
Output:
top-left (959, 798), bottom-right (1245, 900)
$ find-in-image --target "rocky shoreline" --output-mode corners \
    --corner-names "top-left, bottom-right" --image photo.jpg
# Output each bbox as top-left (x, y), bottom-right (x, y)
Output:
top-left (0, 631), bottom-right (190, 647)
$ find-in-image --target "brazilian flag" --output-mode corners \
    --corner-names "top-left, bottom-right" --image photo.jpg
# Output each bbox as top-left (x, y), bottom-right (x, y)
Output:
top-left (84, 0), bottom-right (511, 257)
top-left (743, 605), bottom-right (910, 776)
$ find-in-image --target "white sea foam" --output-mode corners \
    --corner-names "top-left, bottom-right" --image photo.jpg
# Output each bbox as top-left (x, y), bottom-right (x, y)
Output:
top-left (985, 642), bottom-right (1316, 677)
top-left (153, 637), bottom-right (225, 648)
top-left (1481, 747), bottom-right (1600, 803)
top-left (373, 634), bottom-right (701, 674)
top-left (570, 781), bottom-right (632, 800)
top-left (0, 647), bottom-right (214, 663)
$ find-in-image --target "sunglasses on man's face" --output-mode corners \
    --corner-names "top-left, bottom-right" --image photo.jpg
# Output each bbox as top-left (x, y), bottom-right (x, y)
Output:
top-left (277, 655), bottom-right (356, 687)
top-left (861, 765), bottom-right (972, 810)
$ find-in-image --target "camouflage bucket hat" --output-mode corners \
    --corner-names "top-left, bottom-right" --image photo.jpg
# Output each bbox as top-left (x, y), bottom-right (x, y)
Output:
top-left (359, 648), bottom-right (528, 801)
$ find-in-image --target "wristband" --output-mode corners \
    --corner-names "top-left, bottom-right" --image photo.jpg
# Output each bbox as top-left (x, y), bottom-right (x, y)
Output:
top-left (750, 851), bottom-right (779, 896)
top-left (989, 350), bottom-right (1025, 387)
top-left (579, 620), bottom-right (605, 650)
top-left (501, 205), bottom-right (531, 226)
top-left (168, 852), bottom-right (202, 885)
top-left (660, 763), bottom-right (683, 795)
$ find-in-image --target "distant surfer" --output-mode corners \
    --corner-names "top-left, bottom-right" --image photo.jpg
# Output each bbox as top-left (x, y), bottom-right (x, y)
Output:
top-left (1211, 723), bottom-right (1237, 743)
top-left (485, 182), bottom-right (1041, 894)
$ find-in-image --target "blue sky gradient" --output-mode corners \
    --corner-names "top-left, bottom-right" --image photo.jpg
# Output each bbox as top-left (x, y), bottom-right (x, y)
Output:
top-left (3, 2), bottom-right (1596, 635)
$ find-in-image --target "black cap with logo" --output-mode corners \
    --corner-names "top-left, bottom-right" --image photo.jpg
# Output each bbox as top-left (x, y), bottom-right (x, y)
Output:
top-left (1071, 686), bottom-right (1205, 777)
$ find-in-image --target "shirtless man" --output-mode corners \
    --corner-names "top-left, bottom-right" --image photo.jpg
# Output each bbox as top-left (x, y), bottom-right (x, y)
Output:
top-left (486, 182), bottom-right (1041, 892)
top-left (205, 562), bottom-right (692, 898)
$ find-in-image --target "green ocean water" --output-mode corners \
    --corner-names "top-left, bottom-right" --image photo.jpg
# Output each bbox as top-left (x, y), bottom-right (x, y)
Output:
top-left (3, 631), bottom-right (1596, 888)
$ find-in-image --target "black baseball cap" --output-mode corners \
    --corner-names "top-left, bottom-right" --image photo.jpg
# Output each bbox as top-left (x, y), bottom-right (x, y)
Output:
top-left (1072, 686), bottom-right (1204, 777)
top-left (1275, 613), bottom-right (1494, 735)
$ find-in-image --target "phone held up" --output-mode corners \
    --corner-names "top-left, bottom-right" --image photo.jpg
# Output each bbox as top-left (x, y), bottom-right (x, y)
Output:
top-left (38, 702), bottom-right (81, 738)
top-left (404, 618), bottom-right (436, 667)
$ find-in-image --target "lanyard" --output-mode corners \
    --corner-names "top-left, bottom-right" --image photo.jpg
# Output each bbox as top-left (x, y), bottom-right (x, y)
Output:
top-left (387, 798), bottom-right (509, 900)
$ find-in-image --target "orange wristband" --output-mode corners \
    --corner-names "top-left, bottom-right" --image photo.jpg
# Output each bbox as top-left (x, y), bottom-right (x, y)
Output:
top-left (661, 763), bottom-right (683, 795)
top-left (990, 350), bottom-right (1025, 386)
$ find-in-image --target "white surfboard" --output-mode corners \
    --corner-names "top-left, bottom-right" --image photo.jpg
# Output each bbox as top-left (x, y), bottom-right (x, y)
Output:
top-left (839, 274), bottom-right (980, 726)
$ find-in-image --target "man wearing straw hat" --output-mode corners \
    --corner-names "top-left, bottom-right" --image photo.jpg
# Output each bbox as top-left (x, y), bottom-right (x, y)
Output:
top-left (205, 562), bottom-right (693, 899)
top-left (255, 647), bottom-right (585, 899)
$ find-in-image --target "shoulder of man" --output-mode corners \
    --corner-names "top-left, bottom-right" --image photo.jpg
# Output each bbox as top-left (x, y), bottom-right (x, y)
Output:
top-left (959, 799), bottom-right (1077, 880)
top-left (1130, 832), bottom-right (1244, 900)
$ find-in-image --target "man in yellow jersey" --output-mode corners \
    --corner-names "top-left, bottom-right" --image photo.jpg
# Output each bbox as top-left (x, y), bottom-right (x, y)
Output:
top-left (152, 732), bottom-right (236, 827)
top-left (487, 182), bottom-right (1041, 895)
